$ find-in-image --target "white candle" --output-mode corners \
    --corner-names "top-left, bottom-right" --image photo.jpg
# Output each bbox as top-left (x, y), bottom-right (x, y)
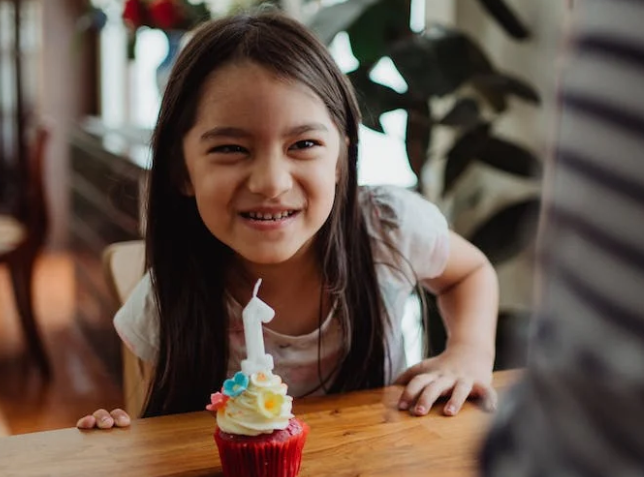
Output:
top-left (241, 279), bottom-right (275, 376)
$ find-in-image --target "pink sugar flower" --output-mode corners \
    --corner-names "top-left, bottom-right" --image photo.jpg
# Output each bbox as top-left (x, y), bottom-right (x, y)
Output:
top-left (206, 392), bottom-right (229, 412)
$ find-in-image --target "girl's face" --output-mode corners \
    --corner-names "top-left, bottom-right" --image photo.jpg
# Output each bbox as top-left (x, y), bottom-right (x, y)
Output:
top-left (182, 61), bottom-right (343, 266)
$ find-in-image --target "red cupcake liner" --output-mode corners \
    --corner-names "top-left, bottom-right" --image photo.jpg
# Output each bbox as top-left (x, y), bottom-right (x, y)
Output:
top-left (214, 418), bottom-right (309, 477)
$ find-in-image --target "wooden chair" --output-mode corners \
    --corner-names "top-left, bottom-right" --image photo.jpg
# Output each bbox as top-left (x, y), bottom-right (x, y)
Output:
top-left (0, 125), bottom-right (51, 378)
top-left (102, 240), bottom-right (148, 416)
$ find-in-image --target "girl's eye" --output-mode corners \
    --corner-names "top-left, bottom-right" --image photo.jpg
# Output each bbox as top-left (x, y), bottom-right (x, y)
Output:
top-left (290, 140), bottom-right (320, 150)
top-left (209, 144), bottom-right (247, 154)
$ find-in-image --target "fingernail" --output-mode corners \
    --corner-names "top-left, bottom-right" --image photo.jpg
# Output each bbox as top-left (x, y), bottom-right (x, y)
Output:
top-left (415, 406), bottom-right (426, 415)
top-left (445, 405), bottom-right (456, 415)
top-left (116, 415), bottom-right (129, 426)
top-left (100, 416), bottom-right (111, 423)
top-left (398, 401), bottom-right (408, 410)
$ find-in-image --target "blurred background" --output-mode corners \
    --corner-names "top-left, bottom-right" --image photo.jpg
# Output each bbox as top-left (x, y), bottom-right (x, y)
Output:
top-left (0, 0), bottom-right (571, 435)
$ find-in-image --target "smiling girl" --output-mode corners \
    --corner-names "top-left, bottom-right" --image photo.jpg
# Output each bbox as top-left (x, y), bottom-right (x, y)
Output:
top-left (77, 11), bottom-right (499, 430)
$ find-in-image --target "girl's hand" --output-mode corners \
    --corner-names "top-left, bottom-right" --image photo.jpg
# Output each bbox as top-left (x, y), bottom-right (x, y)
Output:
top-left (394, 344), bottom-right (497, 417)
top-left (76, 408), bottom-right (131, 429)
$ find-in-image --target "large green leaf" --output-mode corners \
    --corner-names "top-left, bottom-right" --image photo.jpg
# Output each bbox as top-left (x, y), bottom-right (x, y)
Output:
top-left (476, 0), bottom-right (531, 40)
top-left (306, 0), bottom-right (381, 45)
top-left (439, 97), bottom-right (481, 128)
top-left (405, 100), bottom-right (432, 184)
top-left (476, 137), bottom-right (542, 178)
top-left (469, 197), bottom-right (540, 265)
top-left (471, 77), bottom-right (507, 113)
top-left (471, 73), bottom-right (541, 105)
top-left (388, 25), bottom-right (494, 98)
top-left (347, 0), bottom-right (411, 66)
top-left (442, 123), bottom-right (491, 197)
top-left (348, 67), bottom-right (407, 132)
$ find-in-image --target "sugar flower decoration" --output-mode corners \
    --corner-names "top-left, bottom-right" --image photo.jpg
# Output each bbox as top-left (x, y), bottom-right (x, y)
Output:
top-left (223, 371), bottom-right (249, 397)
top-left (206, 392), bottom-right (229, 412)
top-left (253, 372), bottom-right (271, 384)
top-left (257, 390), bottom-right (286, 418)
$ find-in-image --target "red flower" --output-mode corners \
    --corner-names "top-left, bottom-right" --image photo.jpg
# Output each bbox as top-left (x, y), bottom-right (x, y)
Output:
top-left (206, 392), bottom-right (229, 412)
top-left (148, 0), bottom-right (185, 30)
top-left (122, 0), bottom-right (149, 29)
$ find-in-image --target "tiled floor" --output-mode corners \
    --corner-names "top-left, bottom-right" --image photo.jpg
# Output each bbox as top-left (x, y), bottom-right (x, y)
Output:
top-left (0, 252), bottom-right (123, 435)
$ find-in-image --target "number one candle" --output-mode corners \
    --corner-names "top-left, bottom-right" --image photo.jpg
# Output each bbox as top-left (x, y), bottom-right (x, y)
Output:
top-left (241, 279), bottom-right (275, 376)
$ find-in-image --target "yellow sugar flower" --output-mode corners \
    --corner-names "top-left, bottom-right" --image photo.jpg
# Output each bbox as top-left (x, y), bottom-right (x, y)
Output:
top-left (258, 390), bottom-right (285, 418)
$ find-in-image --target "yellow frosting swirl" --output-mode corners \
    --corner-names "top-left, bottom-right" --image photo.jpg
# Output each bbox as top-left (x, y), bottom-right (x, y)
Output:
top-left (217, 371), bottom-right (293, 436)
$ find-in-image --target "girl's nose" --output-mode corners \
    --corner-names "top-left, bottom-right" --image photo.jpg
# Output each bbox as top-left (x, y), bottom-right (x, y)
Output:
top-left (246, 153), bottom-right (293, 199)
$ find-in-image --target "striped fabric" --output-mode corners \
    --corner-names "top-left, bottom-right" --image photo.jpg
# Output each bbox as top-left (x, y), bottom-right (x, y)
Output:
top-left (481, 0), bottom-right (644, 475)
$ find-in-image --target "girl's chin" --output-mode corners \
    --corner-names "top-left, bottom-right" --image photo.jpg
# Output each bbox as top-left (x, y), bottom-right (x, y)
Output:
top-left (234, 243), bottom-right (314, 268)
top-left (234, 249), bottom-right (295, 266)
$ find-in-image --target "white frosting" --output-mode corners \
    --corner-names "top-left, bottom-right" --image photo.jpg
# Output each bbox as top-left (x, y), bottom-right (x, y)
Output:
top-left (217, 371), bottom-right (294, 436)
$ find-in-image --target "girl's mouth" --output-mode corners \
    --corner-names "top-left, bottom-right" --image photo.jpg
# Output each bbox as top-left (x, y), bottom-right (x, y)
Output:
top-left (239, 210), bottom-right (299, 221)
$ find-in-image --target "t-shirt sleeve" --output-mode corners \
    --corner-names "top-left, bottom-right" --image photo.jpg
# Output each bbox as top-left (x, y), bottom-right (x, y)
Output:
top-left (113, 272), bottom-right (159, 363)
top-left (362, 185), bottom-right (450, 280)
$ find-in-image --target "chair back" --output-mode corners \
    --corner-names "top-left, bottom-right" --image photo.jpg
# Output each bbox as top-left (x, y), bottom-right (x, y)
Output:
top-left (102, 240), bottom-right (146, 305)
top-left (102, 240), bottom-right (146, 417)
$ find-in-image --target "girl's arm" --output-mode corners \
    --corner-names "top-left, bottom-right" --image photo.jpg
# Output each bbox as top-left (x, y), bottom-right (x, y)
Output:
top-left (395, 231), bottom-right (499, 416)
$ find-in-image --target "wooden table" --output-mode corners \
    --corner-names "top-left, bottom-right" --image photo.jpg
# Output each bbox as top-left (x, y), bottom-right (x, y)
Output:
top-left (0, 370), bottom-right (519, 477)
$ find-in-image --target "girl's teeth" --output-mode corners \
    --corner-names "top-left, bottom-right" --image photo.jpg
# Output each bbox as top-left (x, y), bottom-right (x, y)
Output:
top-left (247, 211), bottom-right (293, 220)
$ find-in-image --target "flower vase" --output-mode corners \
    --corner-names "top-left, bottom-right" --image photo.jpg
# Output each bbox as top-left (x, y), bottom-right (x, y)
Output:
top-left (156, 30), bottom-right (184, 96)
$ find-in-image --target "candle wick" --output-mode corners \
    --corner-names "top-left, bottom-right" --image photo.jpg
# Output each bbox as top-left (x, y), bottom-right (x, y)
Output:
top-left (253, 278), bottom-right (262, 298)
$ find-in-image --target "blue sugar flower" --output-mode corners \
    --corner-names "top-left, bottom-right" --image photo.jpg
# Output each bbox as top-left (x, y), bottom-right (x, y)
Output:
top-left (223, 372), bottom-right (249, 397)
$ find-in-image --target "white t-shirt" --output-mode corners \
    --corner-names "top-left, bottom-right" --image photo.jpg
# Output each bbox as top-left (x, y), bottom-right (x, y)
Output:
top-left (113, 185), bottom-right (449, 398)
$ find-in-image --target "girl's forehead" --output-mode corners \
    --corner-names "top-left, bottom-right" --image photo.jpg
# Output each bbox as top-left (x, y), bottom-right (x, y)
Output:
top-left (202, 60), bottom-right (311, 97)
top-left (194, 61), bottom-right (334, 125)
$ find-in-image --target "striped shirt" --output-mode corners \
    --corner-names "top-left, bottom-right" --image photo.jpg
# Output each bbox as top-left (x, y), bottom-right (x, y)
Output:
top-left (482, 0), bottom-right (644, 475)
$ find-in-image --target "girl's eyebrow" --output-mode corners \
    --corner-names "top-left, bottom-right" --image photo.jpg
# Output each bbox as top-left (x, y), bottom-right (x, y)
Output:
top-left (199, 123), bottom-right (329, 142)
top-left (287, 123), bottom-right (329, 136)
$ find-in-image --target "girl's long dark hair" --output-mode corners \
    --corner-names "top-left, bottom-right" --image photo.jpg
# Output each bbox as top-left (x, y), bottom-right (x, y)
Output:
top-left (142, 12), bottom-right (389, 417)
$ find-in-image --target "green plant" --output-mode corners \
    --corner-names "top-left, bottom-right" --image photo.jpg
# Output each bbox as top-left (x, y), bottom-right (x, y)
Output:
top-left (307, 0), bottom-right (542, 367)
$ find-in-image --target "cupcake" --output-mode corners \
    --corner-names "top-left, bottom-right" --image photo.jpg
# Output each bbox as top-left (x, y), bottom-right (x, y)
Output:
top-left (207, 370), bottom-right (309, 477)
top-left (208, 279), bottom-right (309, 476)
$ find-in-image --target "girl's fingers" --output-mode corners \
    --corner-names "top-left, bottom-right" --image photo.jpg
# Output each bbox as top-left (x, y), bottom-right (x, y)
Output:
top-left (474, 383), bottom-right (498, 412)
top-left (394, 362), bottom-right (427, 385)
top-left (443, 379), bottom-right (473, 416)
top-left (110, 408), bottom-right (131, 427)
top-left (76, 415), bottom-right (97, 429)
top-left (413, 376), bottom-right (454, 416)
top-left (397, 373), bottom-right (439, 410)
top-left (92, 409), bottom-right (115, 429)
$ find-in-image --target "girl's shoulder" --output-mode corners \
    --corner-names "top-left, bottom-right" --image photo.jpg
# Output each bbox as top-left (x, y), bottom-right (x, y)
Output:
top-left (358, 185), bottom-right (450, 280)
top-left (358, 185), bottom-right (447, 233)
